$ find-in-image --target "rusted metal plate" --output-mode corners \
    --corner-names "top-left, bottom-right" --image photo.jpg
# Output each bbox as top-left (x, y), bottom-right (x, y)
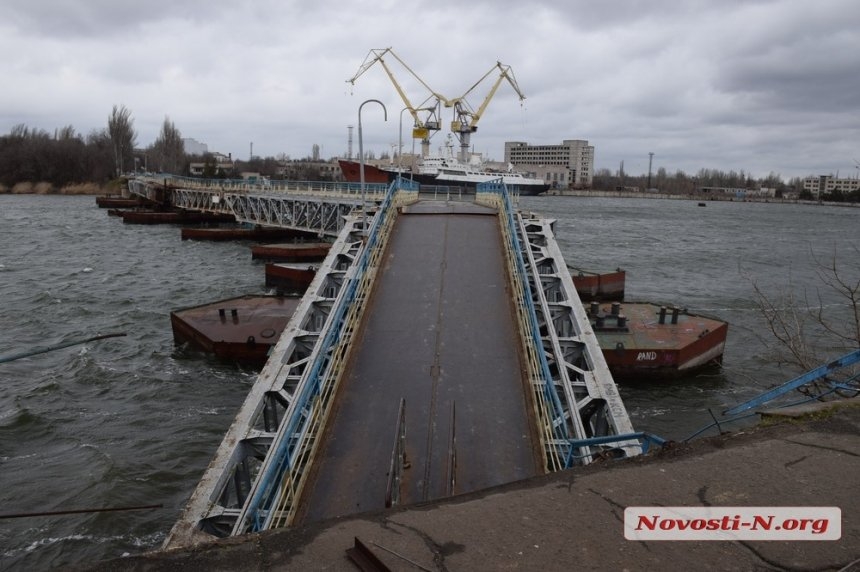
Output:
top-left (180, 226), bottom-right (309, 241)
top-left (264, 263), bottom-right (317, 291)
top-left (95, 196), bottom-right (143, 208)
top-left (170, 295), bottom-right (301, 365)
top-left (588, 302), bottom-right (728, 380)
top-left (250, 242), bottom-right (331, 261)
top-left (120, 210), bottom-right (235, 225)
top-left (569, 268), bottom-right (626, 301)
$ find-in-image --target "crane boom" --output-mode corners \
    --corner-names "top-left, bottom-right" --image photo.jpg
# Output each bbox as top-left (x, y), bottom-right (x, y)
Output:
top-left (347, 49), bottom-right (527, 162)
top-left (468, 62), bottom-right (525, 129)
top-left (448, 61), bottom-right (526, 161)
top-left (347, 48), bottom-right (444, 150)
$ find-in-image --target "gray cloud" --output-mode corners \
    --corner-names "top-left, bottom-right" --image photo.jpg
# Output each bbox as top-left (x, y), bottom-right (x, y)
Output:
top-left (1, 0), bottom-right (858, 179)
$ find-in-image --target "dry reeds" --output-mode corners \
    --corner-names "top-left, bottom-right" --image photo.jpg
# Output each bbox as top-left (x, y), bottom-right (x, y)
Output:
top-left (2, 181), bottom-right (107, 195)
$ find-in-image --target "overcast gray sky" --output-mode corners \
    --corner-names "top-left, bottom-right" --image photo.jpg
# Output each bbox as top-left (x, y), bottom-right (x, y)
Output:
top-left (2, 0), bottom-right (858, 179)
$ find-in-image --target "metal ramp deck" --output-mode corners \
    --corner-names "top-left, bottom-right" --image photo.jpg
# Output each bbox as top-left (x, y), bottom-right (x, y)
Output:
top-left (157, 177), bottom-right (642, 551)
top-left (295, 202), bottom-right (542, 523)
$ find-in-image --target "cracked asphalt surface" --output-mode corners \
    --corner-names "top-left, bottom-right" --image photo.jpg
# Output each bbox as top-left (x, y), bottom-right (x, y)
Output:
top-left (83, 402), bottom-right (859, 571)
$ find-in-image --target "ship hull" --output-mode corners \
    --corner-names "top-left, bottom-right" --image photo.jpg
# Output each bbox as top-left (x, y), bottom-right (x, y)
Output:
top-left (338, 160), bottom-right (394, 184)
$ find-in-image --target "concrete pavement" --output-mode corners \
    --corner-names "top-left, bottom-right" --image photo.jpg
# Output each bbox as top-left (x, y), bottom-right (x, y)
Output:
top-left (85, 402), bottom-right (860, 571)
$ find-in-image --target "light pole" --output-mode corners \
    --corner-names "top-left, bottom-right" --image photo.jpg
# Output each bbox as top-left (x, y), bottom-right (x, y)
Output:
top-left (647, 152), bottom-right (654, 190)
top-left (399, 106), bottom-right (409, 178)
top-left (358, 99), bottom-right (387, 234)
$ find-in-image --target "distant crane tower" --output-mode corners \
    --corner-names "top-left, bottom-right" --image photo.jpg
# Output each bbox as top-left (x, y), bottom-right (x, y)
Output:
top-left (447, 61), bottom-right (526, 162)
top-left (347, 125), bottom-right (354, 160)
top-left (347, 47), bottom-right (527, 162)
top-left (347, 47), bottom-right (444, 158)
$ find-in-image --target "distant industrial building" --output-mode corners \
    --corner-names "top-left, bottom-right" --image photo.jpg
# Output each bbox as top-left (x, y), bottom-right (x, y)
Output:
top-left (504, 139), bottom-right (595, 188)
top-left (803, 175), bottom-right (860, 198)
top-left (182, 138), bottom-right (209, 156)
top-left (278, 158), bottom-right (340, 180)
top-left (188, 152), bottom-right (233, 177)
top-left (699, 187), bottom-right (779, 199)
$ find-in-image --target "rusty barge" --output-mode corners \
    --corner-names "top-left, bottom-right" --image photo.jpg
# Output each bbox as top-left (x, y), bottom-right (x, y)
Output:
top-left (570, 267), bottom-right (626, 302)
top-left (170, 295), bottom-right (301, 365)
top-left (587, 301), bottom-right (728, 381)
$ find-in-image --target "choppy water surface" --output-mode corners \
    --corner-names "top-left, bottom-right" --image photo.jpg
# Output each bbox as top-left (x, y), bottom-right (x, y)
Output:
top-left (1, 194), bottom-right (857, 569)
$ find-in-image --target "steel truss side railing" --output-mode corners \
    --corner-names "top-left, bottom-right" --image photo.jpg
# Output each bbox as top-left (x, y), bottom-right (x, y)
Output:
top-left (476, 181), bottom-right (640, 469)
top-left (127, 177), bottom-right (167, 204)
top-left (171, 187), bottom-right (235, 215)
top-left (476, 187), bottom-right (563, 471)
top-left (128, 175), bottom-right (393, 237)
top-left (162, 179), bottom-right (419, 550)
top-left (153, 174), bottom-right (391, 198)
top-left (226, 194), bottom-right (359, 236)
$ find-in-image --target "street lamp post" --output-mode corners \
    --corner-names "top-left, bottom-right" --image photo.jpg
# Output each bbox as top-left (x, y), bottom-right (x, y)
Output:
top-left (358, 99), bottom-right (388, 234)
top-left (399, 106), bottom-right (409, 178)
top-left (647, 152), bottom-right (654, 190)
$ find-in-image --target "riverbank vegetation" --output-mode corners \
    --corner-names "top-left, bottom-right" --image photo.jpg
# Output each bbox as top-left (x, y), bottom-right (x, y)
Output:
top-left (0, 105), bottom-right (185, 195)
top-left (592, 167), bottom-right (860, 203)
top-left (0, 181), bottom-right (124, 195)
top-left (2, 104), bottom-right (859, 202)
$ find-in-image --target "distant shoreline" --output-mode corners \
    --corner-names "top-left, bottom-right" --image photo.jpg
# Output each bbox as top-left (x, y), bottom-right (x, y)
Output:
top-left (542, 189), bottom-right (860, 208)
top-left (0, 181), bottom-right (121, 196)
top-left (2, 183), bottom-right (857, 209)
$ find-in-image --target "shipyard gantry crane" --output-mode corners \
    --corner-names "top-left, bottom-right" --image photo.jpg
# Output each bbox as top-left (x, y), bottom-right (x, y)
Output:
top-left (348, 49), bottom-right (526, 163)
top-left (446, 61), bottom-right (526, 162)
top-left (347, 47), bottom-right (444, 157)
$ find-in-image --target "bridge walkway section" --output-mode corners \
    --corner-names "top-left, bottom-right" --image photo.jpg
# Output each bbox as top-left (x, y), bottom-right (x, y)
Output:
top-left (295, 201), bottom-right (543, 524)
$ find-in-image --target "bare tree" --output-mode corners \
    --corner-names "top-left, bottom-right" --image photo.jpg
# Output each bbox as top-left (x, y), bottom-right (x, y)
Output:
top-left (149, 117), bottom-right (185, 174)
top-left (746, 246), bottom-right (860, 397)
top-left (107, 104), bottom-right (137, 176)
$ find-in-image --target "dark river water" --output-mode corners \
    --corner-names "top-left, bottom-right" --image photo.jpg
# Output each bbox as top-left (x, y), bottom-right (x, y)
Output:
top-left (1, 194), bottom-right (857, 569)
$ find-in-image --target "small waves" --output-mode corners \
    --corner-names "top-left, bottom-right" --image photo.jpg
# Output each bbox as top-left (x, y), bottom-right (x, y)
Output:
top-left (1, 194), bottom-right (855, 569)
top-left (0, 405), bottom-right (51, 432)
top-left (1, 195), bottom-right (266, 569)
top-left (2, 530), bottom-right (165, 565)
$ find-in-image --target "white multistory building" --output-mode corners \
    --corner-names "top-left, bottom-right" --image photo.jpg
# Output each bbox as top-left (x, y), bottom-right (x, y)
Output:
top-left (803, 175), bottom-right (860, 198)
top-left (504, 139), bottom-right (595, 188)
top-left (182, 138), bottom-right (209, 156)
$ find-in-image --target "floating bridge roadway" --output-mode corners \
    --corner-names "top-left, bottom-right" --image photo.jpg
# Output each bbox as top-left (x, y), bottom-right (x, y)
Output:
top-left (128, 175), bottom-right (645, 550)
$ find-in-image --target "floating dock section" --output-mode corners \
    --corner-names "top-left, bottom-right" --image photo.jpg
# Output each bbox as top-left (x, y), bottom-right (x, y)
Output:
top-left (155, 177), bottom-right (641, 551)
top-left (588, 301), bottom-right (728, 380)
top-left (250, 243), bottom-right (331, 262)
top-left (171, 295), bottom-right (301, 365)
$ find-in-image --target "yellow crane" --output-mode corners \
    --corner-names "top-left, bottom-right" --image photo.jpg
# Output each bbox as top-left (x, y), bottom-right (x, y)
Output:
top-left (348, 49), bottom-right (526, 163)
top-left (347, 48), bottom-right (444, 157)
top-left (447, 61), bottom-right (526, 162)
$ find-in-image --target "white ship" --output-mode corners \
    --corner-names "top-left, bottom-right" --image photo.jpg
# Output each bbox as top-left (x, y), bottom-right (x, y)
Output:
top-left (409, 154), bottom-right (548, 195)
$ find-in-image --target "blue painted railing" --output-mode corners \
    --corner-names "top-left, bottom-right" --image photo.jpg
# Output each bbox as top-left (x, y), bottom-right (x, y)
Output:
top-left (240, 177), bottom-right (414, 533)
top-left (723, 348), bottom-right (860, 416)
top-left (476, 180), bottom-right (573, 461)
